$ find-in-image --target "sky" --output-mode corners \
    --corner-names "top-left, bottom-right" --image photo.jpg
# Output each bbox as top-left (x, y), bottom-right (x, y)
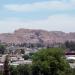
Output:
top-left (0, 0), bottom-right (75, 33)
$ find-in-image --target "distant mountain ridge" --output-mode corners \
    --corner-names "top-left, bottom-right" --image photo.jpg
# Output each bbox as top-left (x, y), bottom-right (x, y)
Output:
top-left (0, 28), bottom-right (75, 45)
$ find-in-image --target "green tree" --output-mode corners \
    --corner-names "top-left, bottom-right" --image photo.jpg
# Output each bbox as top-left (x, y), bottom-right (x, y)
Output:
top-left (10, 66), bottom-right (18, 75)
top-left (17, 64), bottom-right (31, 75)
top-left (65, 41), bottom-right (75, 50)
top-left (0, 44), bottom-right (6, 54)
top-left (10, 64), bottom-right (32, 75)
top-left (32, 48), bottom-right (70, 75)
top-left (22, 54), bottom-right (29, 60)
top-left (3, 55), bottom-right (10, 75)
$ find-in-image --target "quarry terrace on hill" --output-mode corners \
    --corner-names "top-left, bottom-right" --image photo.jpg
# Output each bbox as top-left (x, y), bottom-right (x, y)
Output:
top-left (0, 28), bottom-right (75, 44)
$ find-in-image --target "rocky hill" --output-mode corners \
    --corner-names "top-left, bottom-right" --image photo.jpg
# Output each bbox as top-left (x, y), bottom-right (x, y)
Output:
top-left (0, 28), bottom-right (75, 45)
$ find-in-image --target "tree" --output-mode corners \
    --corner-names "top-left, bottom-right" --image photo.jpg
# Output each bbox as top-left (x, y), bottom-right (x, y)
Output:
top-left (22, 54), bottom-right (29, 60)
top-left (65, 41), bottom-right (75, 50)
top-left (65, 41), bottom-right (70, 48)
top-left (10, 64), bottom-right (32, 75)
top-left (3, 55), bottom-right (10, 75)
top-left (0, 44), bottom-right (6, 54)
top-left (17, 64), bottom-right (31, 75)
top-left (9, 66), bottom-right (18, 75)
top-left (20, 49), bottom-right (25, 54)
top-left (32, 48), bottom-right (70, 75)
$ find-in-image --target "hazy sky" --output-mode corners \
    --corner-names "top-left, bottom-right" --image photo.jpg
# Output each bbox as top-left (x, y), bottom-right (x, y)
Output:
top-left (0, 0), bottom-right (75, 33)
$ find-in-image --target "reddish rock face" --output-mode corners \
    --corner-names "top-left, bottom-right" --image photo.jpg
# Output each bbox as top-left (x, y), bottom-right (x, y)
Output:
top-left (0, 28), bottom-right (75, 44)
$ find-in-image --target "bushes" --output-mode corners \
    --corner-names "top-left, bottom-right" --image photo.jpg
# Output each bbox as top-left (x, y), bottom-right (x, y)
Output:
top-left (10, 64), bottom-right (31, 75)
top-left (9, 66), bottom-right (18, 75)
